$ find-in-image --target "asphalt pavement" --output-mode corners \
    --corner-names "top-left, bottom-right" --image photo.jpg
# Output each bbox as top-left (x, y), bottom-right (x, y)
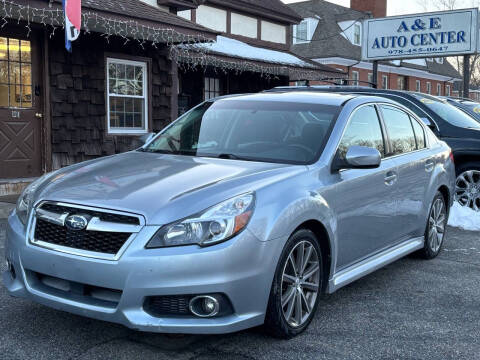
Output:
top-left (0, 220), bottom-right (479, 360)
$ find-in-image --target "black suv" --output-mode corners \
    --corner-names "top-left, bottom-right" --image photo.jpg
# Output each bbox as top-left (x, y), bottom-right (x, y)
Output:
top-left (267, 86), bottom-right (480, 210)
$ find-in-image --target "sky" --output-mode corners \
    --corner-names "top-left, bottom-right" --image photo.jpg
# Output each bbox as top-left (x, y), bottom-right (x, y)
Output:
top-left (281, 0), bottom-right (478, 16)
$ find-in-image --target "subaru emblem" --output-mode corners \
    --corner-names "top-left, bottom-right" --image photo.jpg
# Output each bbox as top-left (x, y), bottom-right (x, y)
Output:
top-left (65, 215), bottom-right (89, 231)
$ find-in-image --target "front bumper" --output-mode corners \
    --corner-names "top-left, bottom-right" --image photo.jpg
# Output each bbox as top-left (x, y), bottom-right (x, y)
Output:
top-left (3, 211), bottom-right (284, 334)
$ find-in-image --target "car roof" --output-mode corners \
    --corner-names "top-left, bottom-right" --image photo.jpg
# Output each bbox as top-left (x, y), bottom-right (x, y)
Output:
top-left (215, 91), bottom-right (357, 107)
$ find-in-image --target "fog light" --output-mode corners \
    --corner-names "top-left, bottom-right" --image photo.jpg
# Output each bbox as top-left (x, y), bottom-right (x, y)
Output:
top-left (5, 259), bottom-right (15, 279)
top-left (189, 295), bottom-right (220, 318)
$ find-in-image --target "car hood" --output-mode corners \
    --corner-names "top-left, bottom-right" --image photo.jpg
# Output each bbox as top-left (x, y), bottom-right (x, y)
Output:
top-left (34, 151), bottom-right (305, 224)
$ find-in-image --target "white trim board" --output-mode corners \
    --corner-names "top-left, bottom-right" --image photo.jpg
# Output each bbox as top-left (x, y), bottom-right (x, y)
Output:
top-left (313, 57), bottom-right (460, 82)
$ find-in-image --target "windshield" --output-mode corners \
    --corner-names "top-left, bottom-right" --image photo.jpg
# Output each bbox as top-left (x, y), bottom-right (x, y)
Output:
top-left (143, 99), bottom-right (340, 164)
top-left (413, 95), bottom-right (480, 129)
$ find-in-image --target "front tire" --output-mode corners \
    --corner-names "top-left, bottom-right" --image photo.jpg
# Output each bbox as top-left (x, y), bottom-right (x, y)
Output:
top-left (264, 229), bottom-right (323, 338)
top-left (418, 192), bottom-right (448, 259)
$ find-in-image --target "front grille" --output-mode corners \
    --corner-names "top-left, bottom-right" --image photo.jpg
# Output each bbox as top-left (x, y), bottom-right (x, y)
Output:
top-left (34, 218), bottom-right (131, 255)
top-left (40, 203), bottom-right (140, 225)
top-left (144, 296), bottom-right (193, 317)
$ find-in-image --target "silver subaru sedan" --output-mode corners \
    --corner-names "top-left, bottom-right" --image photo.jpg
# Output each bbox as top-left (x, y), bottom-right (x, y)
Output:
top-left (4, 92), bottom-right (455, 338)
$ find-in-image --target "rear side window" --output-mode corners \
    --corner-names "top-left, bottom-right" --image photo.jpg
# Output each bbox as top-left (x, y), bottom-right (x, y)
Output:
top-left (338, 105), bottom-right (385, 158)
top-left (381, 105), bottom-right (416, 155)
top-left (411, 119), bottom-right (426, 149)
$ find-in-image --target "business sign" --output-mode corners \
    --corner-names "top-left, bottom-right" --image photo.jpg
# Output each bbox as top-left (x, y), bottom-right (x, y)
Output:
top-left (362, 9), bottom-right (478, 60)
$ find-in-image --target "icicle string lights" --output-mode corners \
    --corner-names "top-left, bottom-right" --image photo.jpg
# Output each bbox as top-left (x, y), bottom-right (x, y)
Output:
top-left (0, 0), bottom-right (339, 79)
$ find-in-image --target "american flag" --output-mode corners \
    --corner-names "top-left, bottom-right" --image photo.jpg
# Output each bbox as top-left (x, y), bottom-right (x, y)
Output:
top-left (63, 0), bottom-right (82, 52)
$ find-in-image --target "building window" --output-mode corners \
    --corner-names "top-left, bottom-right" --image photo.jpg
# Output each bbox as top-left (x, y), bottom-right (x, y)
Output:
top-left (426, 82), bottom-right (431, 94)
top-left (295, 80), bottom-right (308, 86)
top-left (416, 80), bottom-right (421, 92)
top-left (437, 58), bottom-right (444, 64)
top-left (446, 85), bottom-right (451, 96)
top-left (352, 71), bottom-right (359, 86)
top-left (397, 76), bottom-right (406, 90)
top-left (437, 83), bottom-right (442, 96)
top-left (353, 23), bottom-right (361, 45)
top-left (204, 77), bottom-right (221, 100)
top-left (294, 20), bottom-right (308, 44)
top-left (382, 75), bottom-right (388, 89)
top-left (107, 58), bottom-right (148, 134)
top-left (0, 37), bottom-right (32, 108)
top-left (367, 73), bottom-right (373, 85)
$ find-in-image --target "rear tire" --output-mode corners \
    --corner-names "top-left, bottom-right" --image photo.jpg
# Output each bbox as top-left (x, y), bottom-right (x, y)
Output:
top-left (418, 192), bottom-right (448, 260)
top-left (264, 229), bottom-right (323, 339)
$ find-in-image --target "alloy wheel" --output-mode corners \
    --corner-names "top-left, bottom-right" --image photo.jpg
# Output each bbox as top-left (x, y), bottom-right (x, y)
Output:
top-left (428, 198), bottom-right (447, 253)
top-left (281, 240), bottom-right (320, 328)
top-left (455, 170), bottom-right (480, 211)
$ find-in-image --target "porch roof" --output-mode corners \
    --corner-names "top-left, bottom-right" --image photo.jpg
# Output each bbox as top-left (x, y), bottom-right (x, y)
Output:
top-left (5, 0), bottom-right (218, 43)
top-left (176, 36), bottom-right (345, 80)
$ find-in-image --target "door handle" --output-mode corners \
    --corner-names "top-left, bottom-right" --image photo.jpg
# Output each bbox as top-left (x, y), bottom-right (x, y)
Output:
top-left (425, 160), bottom-right (435, 172)
top-left (35, 113), bottom-right (43, 119)
top-left (385, 172), bottom-right (398, 186)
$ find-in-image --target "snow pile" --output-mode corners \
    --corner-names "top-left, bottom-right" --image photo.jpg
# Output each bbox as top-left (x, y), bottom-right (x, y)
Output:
top-left (448, 202), bottom-right (480, 231)
top-left (193, 36), bottom-right (316, 68)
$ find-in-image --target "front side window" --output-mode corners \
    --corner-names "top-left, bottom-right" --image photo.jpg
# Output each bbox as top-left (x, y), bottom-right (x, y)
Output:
top-left (144, 100), bottom-right (339, 164)
top-left (0, 37), bottom-right (32, 108)
top-left (204, 77), bottom-right (221, 100)
top-left (413, 95), bottom-right (480, 129)
top-left (107, 58), bottom-right (148, 134)
top-left (381, 105), bottom-right (416, 155)
top-left (338, 105), bottom-right (385, 158)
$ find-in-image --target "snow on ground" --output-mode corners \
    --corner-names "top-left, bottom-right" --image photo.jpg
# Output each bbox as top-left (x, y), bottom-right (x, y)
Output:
top-left (192, 36), bottom-right (316, 68)
top-left (448, 202), bottom-right (480, 231)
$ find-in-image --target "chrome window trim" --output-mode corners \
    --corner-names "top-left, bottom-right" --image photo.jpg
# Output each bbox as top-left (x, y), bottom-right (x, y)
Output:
top-left (28, 201), bottom-right (145, 261)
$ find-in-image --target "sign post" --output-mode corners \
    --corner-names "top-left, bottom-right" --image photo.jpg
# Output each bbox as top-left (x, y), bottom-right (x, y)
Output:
top-left (362, 9), bottom-right (478, 96)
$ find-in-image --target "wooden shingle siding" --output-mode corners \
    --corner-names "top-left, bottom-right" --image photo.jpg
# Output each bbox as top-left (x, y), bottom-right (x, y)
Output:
top-left (48, 32), bottom-right (174, 169)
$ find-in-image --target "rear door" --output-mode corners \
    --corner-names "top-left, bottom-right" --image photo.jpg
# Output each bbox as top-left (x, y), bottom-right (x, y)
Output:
top-left (379, 104), bottom-right (433, 240)
top-left (333, 104), bottom-right (399, 270)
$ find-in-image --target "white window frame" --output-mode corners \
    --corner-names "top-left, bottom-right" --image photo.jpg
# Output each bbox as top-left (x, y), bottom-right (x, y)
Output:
top-left (382, 75), bottom-right (388, 89)
top-left (204, 76), bottom-right (221, 100)
top-left (352, 71), bottom-right (359, 86)
top-left (106, 57), bottom-right (149, 135)
top-left (397, 76), bottom-right (405, 90)
top-left (437, 83), bottom-right (442, 96)
top-left (426, 82), bottom-right (432, 94)
top-left (293, 19), bottom-right (309, 44)
top-left (446, 84), bottom-right (451, 96)
top-left (416, 80), bottom-right (421, 92)
top-left (353, 23), bottom-right (361, 45)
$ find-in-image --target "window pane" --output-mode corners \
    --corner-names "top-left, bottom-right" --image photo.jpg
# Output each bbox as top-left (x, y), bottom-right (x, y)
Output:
top-left (126, 65), bottom-right (134, 80)
top-left (10, 84), bottom-right (21, 107)
top-left (21, 63), bottom-right (31, 85)
top-left (0, 61), bottom-right (7, 83)
top-left (381, 106), bottom-right (416, 155)
top-left (0, 38), bottom-right (7, 60)
top-left (339, 105), bottom-right (385, 158)
top-left (8, 39), bottom-right (20, 61)
top-left (21, 85), bottom-right (32, 107)
top-left (135, 66), bottom-right (143, 82)
top-left (411, 119), bottom-right (426, 149)
top-left (9, 62), bottom-right (20, 84)
top-left (204, 77), bottom-right (209, 91)
top-left (20, 40), bottom-right (31, 62)
top-left (0, 84), bottom-right (8, 106)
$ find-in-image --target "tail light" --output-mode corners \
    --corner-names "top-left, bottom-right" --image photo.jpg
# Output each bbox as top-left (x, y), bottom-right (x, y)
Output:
top-left (449, 151), bottom-right (455, 164)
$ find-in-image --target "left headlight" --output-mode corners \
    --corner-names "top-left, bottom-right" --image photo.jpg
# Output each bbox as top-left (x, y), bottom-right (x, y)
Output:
top-left (146, 192), bottom-right (255, 248)
top-left (16, 173), bottom-right (52, 225)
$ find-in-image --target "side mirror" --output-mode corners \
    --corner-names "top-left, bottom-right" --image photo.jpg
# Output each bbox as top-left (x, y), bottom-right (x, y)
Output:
top-left (333, 146), bottom-right (381, 171)
top-left (420, 117), bottom-right (436, 130)
top-left (139, 132), bottom-right (156, 145)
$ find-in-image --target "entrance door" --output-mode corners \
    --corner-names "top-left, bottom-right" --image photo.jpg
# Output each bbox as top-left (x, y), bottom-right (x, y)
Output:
top-left (0, 34), bottom-right (42, 178)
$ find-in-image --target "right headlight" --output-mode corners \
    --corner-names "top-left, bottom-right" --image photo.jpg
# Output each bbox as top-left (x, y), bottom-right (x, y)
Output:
top-left (146, 192), bottom-right (255, 248)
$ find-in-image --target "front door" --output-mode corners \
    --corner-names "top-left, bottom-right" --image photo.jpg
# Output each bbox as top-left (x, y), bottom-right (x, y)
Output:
top-left (333, 104), bottom-right (399, 270)
top-left (0, 33), bottom-right (42, 178)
